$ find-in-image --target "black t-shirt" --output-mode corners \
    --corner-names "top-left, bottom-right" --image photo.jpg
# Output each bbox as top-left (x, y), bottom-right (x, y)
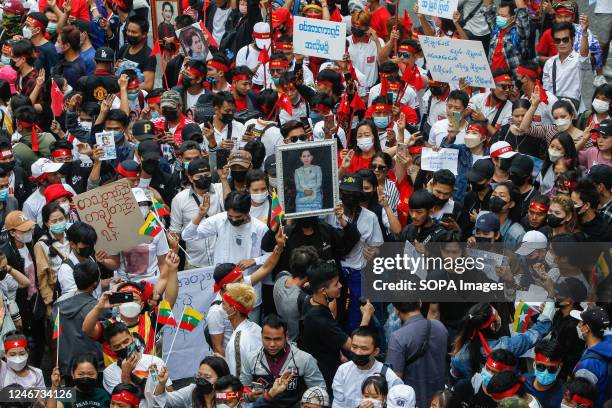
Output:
top-left (492, 125), bottom-right (545, 159)
top-left (78, 73), bottom-right (120, 104)
top-left (34, 41), bottom-right (60, 74)
top-left (118, 44), bottom-right (157, 73)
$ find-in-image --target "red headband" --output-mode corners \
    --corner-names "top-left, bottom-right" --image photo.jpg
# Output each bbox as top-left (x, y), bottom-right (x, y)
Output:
top-left (555, 8), bottom-right (574, 15)
top-left (568, 394), bottom-right (593, 407)
top-left (4, 339), bottom-right (27, 350)
top-left (408, 145), bottom-right (422, 155)
top-left (529, 201), bottom-right (549, 213)
top-left (467, 123), bottom-right (487, 137)
top-left (26, 16), bottom-right (46, 31)
top-left (116, 163), bottom-right (139, 178)
top-left (119, 284), bottom-right (143, 298)
top-left (282, 84), bottom-right (296, 91)
top-left (147, 96), bottom-right (161, 105)
top-left (215, 389), bottom-right (246, 401)
top-left (112, 391), bottom-right (140, 406)
top-left (232, 74), bottom-right (251, 82)
top-left (0, 149), bottom-right (12, 159)
top-left (275, 42), bottom-right (292, 51)
top-left (373, 103), bottom-right (391, 112)
top-left (398, 44), bottom-right (417, 54)
top-left (128, 79), bottom-right (140, 88)
top-left (208, 60), bottom-right (229, 73)
top-left (494, 74), bottom-right (512, 84)
top-left (490, 145), bottom-right (513, 158)
top-left (480, 307), bottom-right (496, 329)
top-left (535, 353), bottom-right (561, 365)
top-left (222, 291), bottom-right (250, 315)
top-left (313, 104), bottom-right (331, 114)
top-left (185, 66), bottom-right (203, 79)
top-left (253, 31), bottom-right (271, 39)
top-left (561, 179), bottom-right (577, 190)
top-left (269, 59), bottom-right (289, 69)
top-left (486, 356), bottom-right (515, 372)
top-left (516, 66), bottom-right (538, 80)
top-left (489, 381), bottom-right (522, 400)
top-left (17, 120), bottom-right (34, 129)
top-left (214, 267), bottom-right (243, 293)
top-left (51, 149), bottom-right (72, 159)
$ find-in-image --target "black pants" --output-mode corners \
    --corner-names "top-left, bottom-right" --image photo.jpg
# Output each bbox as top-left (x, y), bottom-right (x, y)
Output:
top-left (465, 31), bottom-right (491, 57)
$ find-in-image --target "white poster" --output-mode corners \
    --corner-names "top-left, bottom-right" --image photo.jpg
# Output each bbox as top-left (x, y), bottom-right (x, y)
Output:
top-left (420, 147), bottom-right (459, 175)
top-left (293, 16), bottom-right (346, 60)
top-left (418, 36), bottom-right (495, 88)
top-left (418, 0), bottom-right (458, 19)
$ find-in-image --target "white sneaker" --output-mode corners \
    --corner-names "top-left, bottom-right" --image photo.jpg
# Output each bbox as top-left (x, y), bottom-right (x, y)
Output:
top-left (593, 75), bottom-right (608, 87)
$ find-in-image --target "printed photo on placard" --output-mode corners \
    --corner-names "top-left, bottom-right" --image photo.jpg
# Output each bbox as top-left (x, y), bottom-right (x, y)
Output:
top-left (176, 23), bottom-right (209, 61)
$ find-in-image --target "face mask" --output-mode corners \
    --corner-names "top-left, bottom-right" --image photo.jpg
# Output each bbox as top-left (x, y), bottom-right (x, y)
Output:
top-left (357, 137), bottom-right (374, 151)
top-left (138, 178), bottom-right (152, 189)
top-left (361, 398), bottom-right (383, 408)
top-left (251, 192), bottom-right (268, 204)
top-left (362, 191), bottom-right (374, 203)
top-left (228, 217), bottom-right (246, 227)
top-left (6, 354), bottom-right (28, 371)
top-left (0, 55), bottom-right (10, 65)
top-left (499, 157), bottom-right (513, 172)
top-left (495, 15), bottom-right (508, 29)
top-left (74, 377), bottom-right (97, 394)
top-left (77, 246), bottom-right (95, 258)
top-left (193, 177), bottom-right (211, 191)
top-left (47, 22), bottom-right (57, 34)
top-left (55, 42), bottom-right (65, 54)
top-left (79, 120), bottom-right (92, 132)
top-left (475, 236), bottom-right (494, 250)
top-left (509, 173), bottom-right (528, 187)
top-left (0, 161), bottom-right (14, 173)
top-left (112, 130), bottom-right (125, 144)
top-left (206, 76), bottom-right (219, 85)
top-left (464, 133), bottom-right (482, 148)
top-left (142, 160), bottom-right (158, 175)
top-left (271, 77), bottom-right (280, 85)
top-left (433, 195), bottom-right (449, 208)
top-left (547, 214), bottom-right (564, 228)
top-left (151, 111), bottom-right (160, 119)
top-left (341, 193), bottom-right (360, 209)
top-left (489, 196), bottom-right (508, 213)
top-left (592, 99), bottom-right (609, 114)
top-left (140, 206), bottom-right (150, 218)
top-left (554, 118), bottom-right (571, 132)
top-left (194, 376), bottom-right (214, 395)
top-left (534, 365), bottom-right (559, 385)
top-left (16, 231), bottom-right (33, 243)
top-left (548, 148), bottom-right (564, 162)
top-left (577, 325), bottom-right (584, 340)
top-left (232, 170), bottom-right (247, 182)
top-left (221, 113), bottom-right (234, 125)
top-left (59, 202), bottom-right (71, 214)
top-left (480, 368), bottom-right (493, 386)
top-left (352, 27), bottom-right (366, 37)
top-left (350, 351), bottom-right (371, 367)
top-left (126, 35), bottom-right (141, 46)
top-left (162, 109), bottom-right (179, 122)
top-left (561, 404), bottom-right (573, 408)
top-left (0, 188), bottom-right (8, 202)
top-left (63, 84), bottom-right (73, 95)
top-left (416, 57), bottom-right (425, 68)
top-left (239, 3), bottom-right (247, 13)
top-left (22, 26), bottom-right (32, 39)
top-left (115, 342), bottom-right (138, 360)
top-left (127, 92), bottom-right (139, 101)
top-left (119, 301), bottom-right (142, 318)
top-left (373, 116), bottom-right (390, 129)
top-left (49, 221), bottom-right (67, 234)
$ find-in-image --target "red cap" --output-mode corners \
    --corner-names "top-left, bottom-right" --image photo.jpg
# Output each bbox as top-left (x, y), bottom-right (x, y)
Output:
top-left (43, 183), bottom-right (73, 204)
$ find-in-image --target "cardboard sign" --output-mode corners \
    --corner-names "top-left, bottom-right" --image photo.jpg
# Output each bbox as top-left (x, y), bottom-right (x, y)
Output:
top-left (74, 179), bottom-right (151, 253)
top-left (418, 0), bottom-right (458, 19)
top-left (418, 36), bottom-right (495, 88)
top-left (293, 16), bottom-right (346, 60)
top-left (421, 147), bottom-right (459, 175)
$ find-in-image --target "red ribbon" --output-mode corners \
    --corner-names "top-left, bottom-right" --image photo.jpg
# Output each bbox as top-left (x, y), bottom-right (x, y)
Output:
top-left (253, 32), bottom-right (271, 39)
top-left (208, 60), bottom-right (229, 73)
top-left (534, 353), bottom-right (561, 365)
top-left (486, 356), bottom-right (515, 371)
top-left (467, 123), bottom-right (487, 137)
top-left (213, 267), bottom-right (243, 293)
top-left (51, 149), bottom-right (72, 159)
top-left (490, 145), bottom-right (513, 158)
top-left (222, 291), bottom-right (250, 315)
top-left (4, 339), bottom-right (27, 350)
top-left (118, 283), bottom-right (143, 299)
top-left (516, 66), bottom-right (537, 80)
top-left (112, 391), bottom-right (140, 406)
top-left (372, 103), bottom-right (391, 112)
top-left (529, 201), bottom-right (549, 213)
top-left (494, 74), bottom-right (512, 84)
top-left (489, 381), bottom-right (522, 400)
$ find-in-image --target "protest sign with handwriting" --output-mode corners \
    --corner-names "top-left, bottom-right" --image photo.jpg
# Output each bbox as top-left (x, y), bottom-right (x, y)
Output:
top-left (421, 147), bottom-right (459, 175)
top-left (418, 0), bottom-right (458, 19)
top-left (418, 36), bottom-right (495, 88)
top-left (74, 179), bottom-right (151, 253)
top-left (293, 16), bottom-right (346, 60)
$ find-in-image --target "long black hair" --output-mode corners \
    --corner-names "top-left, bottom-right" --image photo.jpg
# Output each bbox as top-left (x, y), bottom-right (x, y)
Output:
top-left (451, 303), bottom-right (497, 375)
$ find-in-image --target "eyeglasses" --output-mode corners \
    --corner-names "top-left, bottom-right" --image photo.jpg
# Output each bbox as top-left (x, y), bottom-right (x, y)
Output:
top-left (535, 363), bottom-right (559, 374)
top-left (499, 84), bottom-right (513, 91)
top-left (289, 134), bottom-right (308, 143)
top-left (397, 52), bottom-right (412, 58)
top-left (553, 36), bottom-right (571, 44)
top-left (270, 69), bottom-right (285, 75)
top-left (370, 164), bottom-right (387, 171)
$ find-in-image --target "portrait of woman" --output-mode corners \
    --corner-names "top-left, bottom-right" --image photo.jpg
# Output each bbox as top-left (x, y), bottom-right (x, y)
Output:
top-left (294, 149), bottom-right (323, 212)
top-left (156, 1), bottom-right (177, 63)
top-left (179, 26), bottom-right (207, 61)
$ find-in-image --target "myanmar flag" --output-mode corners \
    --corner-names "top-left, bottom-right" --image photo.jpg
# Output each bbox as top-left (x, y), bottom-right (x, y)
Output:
top-left (269, 191), bottom-right (284, 231)
top-left (179, 307), bottom-right (204, 331)
top-left (157, 300), bottom-right (177, 326)
top-left (152, 198), bottom-right (170, 217)
top-left (512, 302), bottom-right (535, 333)
top-left (52, 313), bottom-right (61, 340)
top-left (139, 212), bottom-right (162, 237)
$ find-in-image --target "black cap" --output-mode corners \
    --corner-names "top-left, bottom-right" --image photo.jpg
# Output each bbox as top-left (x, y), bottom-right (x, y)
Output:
top-left (95, 47), bottom-right (115, 62)
top-left (554, 277), bottom-right (588, 302)
top-left (508, 154), bottom-right (534, 178)
top-left (137, 140), bottom-right (161, 161)
top-left (467, 158), bottom-right (494, 183)
top-left (132, 120), bottom-right (156, 142)
top-left (264, 154), bottom-right (276, 177)
top-left (187, 158), bottom-right (211, 176)
top-left (72, 19), bottom-right (92, 35)
top-left (339, 173), bottom-right (363, 193)
top-left (589, 164), bottom-right (612, 188)
top-left (179, 140), bottom-right (201, 155)
top-left (571, 306), bottom-right (610, 335)
top-left (182, 123), bottom-right (203, 142)
top-left (595, 119), bottom-right (612, 136)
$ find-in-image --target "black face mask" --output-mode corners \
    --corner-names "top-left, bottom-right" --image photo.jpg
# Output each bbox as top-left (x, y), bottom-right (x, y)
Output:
top-left (221, 113), bottom-right (234, 125)
top-left (142, 160), bottom-right (158, 175)
top-left (115, 342), bottom-right (138, 361)
top-left (74, 377), bottom-right (97, 394)
top-left (0, 161), bottom-right (15, 173)
top-left (296, 216), bottom-right (318, 229)
top-left (470, 181), bottom-right (487, 192)
top-left (350, 352), bottom-right (371, 367)
top-left (194, 376), bottom-right (214, 396)
top-left (126, 35), bottom-right (141, 46)
top-left (232, 170), bottom-right (247, 182)
top-left (58, 162), bottom-right (72, 176)
top-left (433, 195), bottom-right (449, 208)
top-left (430, 86), bottom-right (445, 96)
top-left (475, 236), bottom-right (494, 250)
top-left (352, 27), bottom-right (366, 37)
top-left (162, 109), bottom-right (179, 122)
top-left (499, 158), bottom-right (513, 172)
top-left (341, 193), bottom-right (360, 209)
top-left (361, 191), bottom-right (375, 204)
top-left (489, 196), bottom-right (507, 213)
top-left (182, 76), bottom-right (194, 88)
top-left (193, 177), bottom-right (211, 191)
top-left (77, 246), bottom-right (95, 258)
top-left (509, 173), bottom-right (529, 187)
top-left (228, 217), bottom-right (246, 227)
top-left (547, 214), bottom-right (565, 228)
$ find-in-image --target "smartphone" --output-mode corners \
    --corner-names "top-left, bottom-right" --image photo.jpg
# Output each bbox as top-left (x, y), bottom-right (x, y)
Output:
top-left (216, 148), bottom-right (230, 169)
top-left (251, 382), bottom-right (266, 391)
top-left (398, 143), bottom-right (407, 156)
top-left (441, 213), bottom-right (453, 222)
top-left (451, 111), bottom-right (461, 129)
top-left (109, 292), bottom-right (134, 304)
top-left (323, 114), bottom-right (334, 131)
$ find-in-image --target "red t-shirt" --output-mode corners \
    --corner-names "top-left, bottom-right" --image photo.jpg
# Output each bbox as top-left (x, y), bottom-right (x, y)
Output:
top-left (536, 28), bottom-right (558, 57)
top-left (340, 151), bottom-right (374, 174)
top-left (491, 29), bottom-right (509, 70)
top-left (369, 6), bottom-right (391, 39)
top-left (395, 176), bottom-right (414, 227)
top-left (39, 0), bottom-right (90, 21)
top-left (235, 96), bottom-right (247, 112)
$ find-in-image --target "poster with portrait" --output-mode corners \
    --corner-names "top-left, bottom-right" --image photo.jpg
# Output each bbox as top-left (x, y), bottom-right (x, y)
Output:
top-left (276, 140), bottom-right (339, 219)
top-left (176, 23), bottom-right (209, 61)
top-left (152, 0), bottom-right (180, 46)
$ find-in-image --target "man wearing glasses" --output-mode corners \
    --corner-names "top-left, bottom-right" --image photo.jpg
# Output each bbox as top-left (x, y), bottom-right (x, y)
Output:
top-left (523, 339), bottom-right (565, 408)
top-left (468, 69), bottom-right (514, 136)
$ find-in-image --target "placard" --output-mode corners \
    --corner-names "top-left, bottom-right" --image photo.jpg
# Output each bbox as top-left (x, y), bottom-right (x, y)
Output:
top-left (420, 147), bottom-right (459, 175)
top-left (292, 16), bottom-right (346, 60)
top-left (466, 248), bottom-right (508, 282)
top-left (418, 0), bottom-right (458, 19)
top-left (95, 131), bottom-right (116, 161)
top-left (74, 179), bottom-right (151, 253)
top-left (418, 36), bottom-right (495, 88)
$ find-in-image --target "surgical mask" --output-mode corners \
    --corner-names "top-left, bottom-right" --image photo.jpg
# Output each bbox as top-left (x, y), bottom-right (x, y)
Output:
top-left (151, 111), bottom-right (160, 119)
top-left (47, 22), bottom-right (57, 34)
top-left (464, 133), bottom-right (482, 148)
top-left (534, 365), bottom-right (559, 385)
top-left (77, 246), bottom-right (95, 258)
top-left (205, 76), bottom-right (219, 85)
top-left (548, 148), bottom-right (564, 162)
top-left (119, 301), bottom-right (142, 318)
top-left (55, 42), bottom-right (65, 54)
top-left (271, 77), bottom-right (280, 85)
top-left (416, 57), bottom-right (424, 68)
top-left (6, 355), bottom-right (28, 371)
top-left (310, 111), bottom-right (323, 125)
top-left (115, 342), bottom-right (138, 360)
top-left (126, 35), bottom-right (141, 45)
top-left (251, 191), bottom-right (268, 204)
top-left (128, 92), bottom-right (139, 101)
top-left (138, 178), bottom-right (152, 189)
top-left (554, 118), bottom-right (571, 131)
top-left (140, 206), bottom-right (150, 218)
top-left (577, 325), bottom-right (584, 340)
top-left (373, 116), bottom-right (390, 129)
top-left (49, 221), bottom-right (67, 234)
top-left (495, 16), bottom-right (508, 29)
top-left (59, 202), bottom-right (71, 213)
top-left (361, 399), bottom-right (383, 408)
top-left (350, 351), bottom-right (371, 367)
top-left (79, 120), bottom-right (92, 131)
top-left (16, 231), bottom-right (33, 243)
top-left (489, 196), bottom-right (507, 213)
top-left (357, 137), bottom-right (374, 151)
top-left (592, 99), bottom-right (609, 114)
top-left (22, 26), bottom-right (32, 39)
top-left (215, 404), bottom-right (232, 408)
top-left (239, 3), bottom-right (247, 13)
top-left (0, 188), bottom-right (8, 202)
top-left (112, 130), bottom-right (125, 144)
top-left (0, 55), bottom-right (10, 65)
top-left (547, 214), bottom-right (564, 228)
top-left (480, 368), bottom-right (493, 386)
top-left (73, 377), bottom-right (96, 394)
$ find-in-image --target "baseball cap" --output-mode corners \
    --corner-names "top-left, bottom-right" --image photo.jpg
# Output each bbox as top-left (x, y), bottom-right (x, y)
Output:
top-left (4, 210), bottom-right (34, 232)
top-left (2, 0), bottom-right (25, 15)
top-left (554, 277), bottom-right (588, 302)
top-left (594, 119), bottom-right (612, 137)
top-left (570, 306), bottom-right (610, 335)
top-left (95, 47), bottom-right (115, 62)
top-left (116, 160), bottom-right (140, 178)
top-left (475, 212), bottom-right (500, 232)
top-left (228, 150), bottom-right (252, 169)
top-left (467, 158), bottom-right (494, 183)
top-left (187, 158), bottom-right (211, 176)
top-left (160, 90), bottom-right (181, 109)
top-left (182, 123), bottom-right (203, 142)
top-left (31, 158), bottom-right (63, 179)
top-left (300, 386), bottom-right (330, 407)
top-left (339, 173), bottom-right (363, 193)
top-left (131, 187), bottom-right (152, 204)
top-left (515, 230), bottom-right (548, 256)
top-left (0, 66), bottom-right (17, 94)
top-left (387, 385), bottom-right (416, 408)
top-left (44, 183), bottom-right (73, 204)
top-left (490, 141), bottom-right (517, 159)
top-left (588, 164), bottom-right (612, 187)
top-left (137, 140), bottom-right (161, 161)
top-left (508, 154), bottom-right (534, 178)
top-left (132, 120), bottom-right (156, 142)
top-left (264, 154), bottom-right (277, 177)
top-left (253, 22), bottom-right (271, 51)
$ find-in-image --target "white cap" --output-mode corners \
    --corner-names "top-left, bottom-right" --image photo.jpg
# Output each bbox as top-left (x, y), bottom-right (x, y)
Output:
top-left (515, 230), bottom-right (548, 256)
top-left (490, 141), bottom-right (517, 159)
top-left (31, 158), bottom-right (63, 179)
top-left (387, 385), bottom-right (416, 408)
top-left (253, 22), bottom-right (271, 51)
top-left (131, 187), bottom-right (151, 204)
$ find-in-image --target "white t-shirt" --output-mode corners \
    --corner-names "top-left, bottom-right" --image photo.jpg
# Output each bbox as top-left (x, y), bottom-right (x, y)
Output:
top-left (428, 119), bottom-right (467, 147)
top-left (250, 199), bottom-right (270, 225)
top-left (347, 35), bottom-right (383, 92)
top-left (212, 7), bottom-right (232, 45)
top-left (22, 184), bottom-right (77, 225)
top-left (243, 119), bottom-right (283, 157)
top-left (332, 361), bottom-right (403, 408)
top-left (313, 120), bottom-right (347, 148)
top-left (186, 88), bottom-right (207, 110)
top-left (116, 233), bottom-right (170, 281)
top-left (225, 319), bottom-right (262, 376)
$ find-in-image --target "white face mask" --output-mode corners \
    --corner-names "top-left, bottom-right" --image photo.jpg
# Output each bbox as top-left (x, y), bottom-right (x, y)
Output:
top-left (251, 192), bottom-right (268, 204)
top-left (464, 133), bottom-right (482, 148)
top-left (577, 325), bottom-right (584, 340)
top-left (416, 57), bottom-right (424, 68)
top-left (22, 26), bottom-right (33, 39)
top-left (59, 202), bottom-right (71, 213)
top-left (119, 302), bottom-right (142, 318)
top-left (592, 99), bottom-right (610, 114)
top-left (554, 118), bottom-right (572, 132)
top-left (138, 178), bottom-right (152, 189)
top-left (269, 177), bottom-right (277, 189)
top-left (548, 148), bottom-right (564, 162)
top-left (6, 354), bottom-right (28, 371)
top-left (361, 399), bottom-right (383, 408)
top-left (79, 120), bottom-right (93, 131)
top-left (16, 230), bottom-right (33, 244)
top-left (357, 137), bottom-right (374, 152)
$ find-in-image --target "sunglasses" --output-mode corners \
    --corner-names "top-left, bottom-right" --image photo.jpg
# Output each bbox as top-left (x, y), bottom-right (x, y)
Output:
top-left (397, 52), bottom-right (412, 58)
top-left (553, 36), bottom-right (571, 44)
top-left (535, 363), bottom-right (559, 374)
top-left (499, 84), bottom-right (513, 91)
top-left (289, 134), bottom-right (308, 143)
top-left (270, 69), bottom-right (285, 74)
top-left (370, 164), bottom-right (387, 171)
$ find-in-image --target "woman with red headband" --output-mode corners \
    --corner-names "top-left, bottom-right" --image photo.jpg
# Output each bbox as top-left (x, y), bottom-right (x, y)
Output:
top-left (487, 371), bottom-right (542, 408)
top-left (0, 331), bottom-right (44, 387)
top-left (521, 194), bottom-right (551, 234)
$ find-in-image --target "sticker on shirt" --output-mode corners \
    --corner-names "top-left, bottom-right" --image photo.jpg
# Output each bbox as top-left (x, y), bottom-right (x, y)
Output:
top-left (367, 56), bottom-right (375, 63)
top-left (124, 244), bottom-right (150, 276)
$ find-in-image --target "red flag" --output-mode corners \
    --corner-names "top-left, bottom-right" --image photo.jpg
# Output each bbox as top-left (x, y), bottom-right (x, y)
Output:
top-left (401, 65), bottom-right (424, 91)
top-left (535, 80), bottom-right (548, 105)
top-left (258, 47), bottom-right (270, 64)
top-left (330, 8), bottom-right (343, 22)
top-left (277, 93), bottom-right (293, 115)
top-left (350, 94), bottom-right (366, 111)
top-left (150, 40), bottom-right (161, 56)
top-left (401, 10), bottom-right (413, 32)
top-left (349, 63), bottom-right (361, 86)
top-left (200, 22), bottom-right (218, 48)
top-left (380, 75), bottom-right (389, 97)
top-left (337, 93), bottom-right (351, 123)
top-left (51, 80), bottom-right (64, 117)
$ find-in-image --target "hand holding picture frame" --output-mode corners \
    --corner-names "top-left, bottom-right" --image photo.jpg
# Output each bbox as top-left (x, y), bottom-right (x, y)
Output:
top-left (176, 23), bottom-right (209, 61)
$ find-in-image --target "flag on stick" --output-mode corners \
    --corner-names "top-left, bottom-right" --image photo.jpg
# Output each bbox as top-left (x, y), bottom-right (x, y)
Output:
top-left (139, 212), bottom-right (162, 237)
top-left (51, 80), bottom-right (64, 117)
top-left (269, 191), bottom-right (284, 230)
top-left (157, 300), bottom-right (177, 326)
top-left (178, 306), bottom-right (204, 331)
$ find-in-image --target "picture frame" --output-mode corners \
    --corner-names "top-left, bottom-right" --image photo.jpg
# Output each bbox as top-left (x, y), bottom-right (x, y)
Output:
top-left (276, 140), bottom-right (339, 220)
top-left (175, 23), bottom-right (209, 61)
top-left (151, 0), bottom-right (181, 49)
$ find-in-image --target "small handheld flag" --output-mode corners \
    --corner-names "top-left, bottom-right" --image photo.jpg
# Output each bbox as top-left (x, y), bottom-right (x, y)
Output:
top-left (50, 80), bottom-right (64, 117)
top-left (52, 313), bottom-right (61, 340)
top-left (139, 212), bottom-right (162, 237)
top-left (179, 306), bottom-right (204, 331)
top-left (269, 191), bottom-right (284, 230)
top-left (157, 300), bottom-right (177, 326)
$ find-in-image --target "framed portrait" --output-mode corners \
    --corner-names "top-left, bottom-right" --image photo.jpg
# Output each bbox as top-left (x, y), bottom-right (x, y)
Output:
top-left (176, 23), bottom-right (209, 61)
top-left (152, 0), bottom-right (180, 46)
top-left (276, 140), bottom-right (339, 220)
